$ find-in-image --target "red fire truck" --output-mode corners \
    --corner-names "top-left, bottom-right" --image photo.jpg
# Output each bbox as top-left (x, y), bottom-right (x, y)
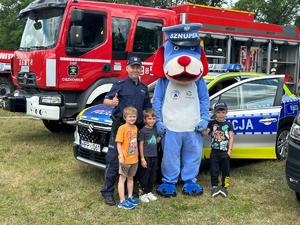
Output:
top-left (0, 50), bottom-right (14, 101)
top-left (5, 0), bottom-right (300, 132)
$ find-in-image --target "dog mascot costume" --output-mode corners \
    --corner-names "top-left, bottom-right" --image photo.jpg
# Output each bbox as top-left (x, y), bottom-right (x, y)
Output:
top-left (152, 23), bottom-right (210, 197)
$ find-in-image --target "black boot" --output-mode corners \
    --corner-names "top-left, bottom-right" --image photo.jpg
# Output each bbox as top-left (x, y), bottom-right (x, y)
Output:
top-left (103, 195), bottom-right (116, 206)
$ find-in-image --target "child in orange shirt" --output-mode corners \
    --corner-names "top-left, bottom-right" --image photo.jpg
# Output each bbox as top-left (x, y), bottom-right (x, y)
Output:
top-left (116, 106), bottom-right (140, 209)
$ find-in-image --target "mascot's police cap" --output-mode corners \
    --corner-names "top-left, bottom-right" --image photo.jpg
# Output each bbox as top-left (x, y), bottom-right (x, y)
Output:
top-left (163, 23), bottom-right (203, 47)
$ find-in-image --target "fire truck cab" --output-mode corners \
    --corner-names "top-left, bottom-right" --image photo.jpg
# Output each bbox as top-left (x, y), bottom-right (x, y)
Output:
top-left (5, 0), bottom-right (176, 132)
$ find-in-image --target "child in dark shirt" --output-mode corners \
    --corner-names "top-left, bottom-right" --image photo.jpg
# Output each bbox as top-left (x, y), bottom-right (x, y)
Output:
top-left (138, 109), bottom-right (160, 203)
top-left (202, 102), bottom-right (234, 197)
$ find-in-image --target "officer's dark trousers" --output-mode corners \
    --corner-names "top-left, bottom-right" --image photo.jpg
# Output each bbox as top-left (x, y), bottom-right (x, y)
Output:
top-left (139, 157), bottom-right (158, 194)
top-left (100, 119), bottom-right (123, 197)
top-left (210, 150), bottom-right (230, 187)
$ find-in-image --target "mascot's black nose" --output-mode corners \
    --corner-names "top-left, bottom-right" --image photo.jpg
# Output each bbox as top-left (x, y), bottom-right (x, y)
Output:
top-left (177, 56), bottom-right (191, 67)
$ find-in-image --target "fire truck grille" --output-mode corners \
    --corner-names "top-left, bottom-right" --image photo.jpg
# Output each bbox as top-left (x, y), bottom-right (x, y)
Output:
top-left (17, 73), bottom-right (37, 87)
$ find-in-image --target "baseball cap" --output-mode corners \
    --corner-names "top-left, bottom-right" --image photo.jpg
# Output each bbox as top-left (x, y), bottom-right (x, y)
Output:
top-left (214, 102), bottom-right (227, 111)
top-left (127, 56), bottom-right (142, 66)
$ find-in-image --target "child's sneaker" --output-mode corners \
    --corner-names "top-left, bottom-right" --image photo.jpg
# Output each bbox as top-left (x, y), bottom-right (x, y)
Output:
top-left (118, 200), bottom-right (135, 209)
top-left (146, 192), bottom-right (157, 201)
top-left (127, 196), bottom-right (140, 205)
top-left (139, 194), bottom-right (150, 203)
top-left (211, 186), bottom-right (219, 197)
top-left (219, 187), bottom-right (228, 197)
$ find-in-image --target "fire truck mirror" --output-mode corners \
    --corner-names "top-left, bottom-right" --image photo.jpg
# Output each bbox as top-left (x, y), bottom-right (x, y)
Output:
top-left (70, 25), bottom-right (83, 47)
top-left (71, 9), bottom-right (84, 23)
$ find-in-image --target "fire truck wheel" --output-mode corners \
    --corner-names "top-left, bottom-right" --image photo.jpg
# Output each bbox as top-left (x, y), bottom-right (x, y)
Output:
top-left (0, 77), bottom-right (14, 97)
top-left (276, 126), bottom-right (290, 160)
top-left (42, 120), bottom-right (75, 133)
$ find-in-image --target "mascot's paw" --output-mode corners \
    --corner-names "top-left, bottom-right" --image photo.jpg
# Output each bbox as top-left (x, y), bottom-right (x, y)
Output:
top-left (156, 122), bottom-right (167, 136)
top-left (157, 183), bottom-right (177, 197)
top-left (195, 119), bottom-right (208, 133)
top-left (182, 181), bottom-right (203, 196)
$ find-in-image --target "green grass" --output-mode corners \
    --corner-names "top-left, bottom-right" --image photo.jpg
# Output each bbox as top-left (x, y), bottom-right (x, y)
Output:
top-left (0, 113), bottom-right (300, 225)
top-left (0, 108), bottom-right (25, 117)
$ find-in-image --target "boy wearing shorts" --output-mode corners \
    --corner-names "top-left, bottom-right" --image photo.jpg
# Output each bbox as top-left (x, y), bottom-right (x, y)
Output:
top-left (116, 106), bottom-right (140, 209)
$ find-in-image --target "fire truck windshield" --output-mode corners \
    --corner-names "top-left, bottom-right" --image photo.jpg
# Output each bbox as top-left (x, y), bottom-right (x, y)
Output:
top-left (20, 9), bottom-right (64, 50)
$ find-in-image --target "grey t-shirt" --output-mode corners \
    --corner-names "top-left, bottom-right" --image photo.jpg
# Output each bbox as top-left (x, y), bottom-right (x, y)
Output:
top-left (138, 127), bottom-right (158, 157)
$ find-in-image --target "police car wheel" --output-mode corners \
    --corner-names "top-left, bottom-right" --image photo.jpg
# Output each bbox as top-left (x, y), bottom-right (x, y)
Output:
top-left (296, 192), bottom-right (300, 202)
top-left (42, 120), bottom-right (75, 133)
top-left (276, 127), bottom-right (290, 160)
top-left (0, 77), bottom-right (14, 97)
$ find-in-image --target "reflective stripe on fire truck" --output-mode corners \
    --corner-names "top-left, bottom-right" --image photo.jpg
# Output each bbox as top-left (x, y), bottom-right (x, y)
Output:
top-left (46, 59), bottom-right (56, 87)
top-left (60, 57), bottom-right (111, 63)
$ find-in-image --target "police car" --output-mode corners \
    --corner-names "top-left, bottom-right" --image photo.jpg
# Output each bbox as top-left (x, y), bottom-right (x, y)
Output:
top-left (73, 65), bottom-right (299, 169)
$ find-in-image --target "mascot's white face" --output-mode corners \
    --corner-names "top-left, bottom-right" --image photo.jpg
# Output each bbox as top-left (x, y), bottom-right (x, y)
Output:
top-left (163, 41), bottom-right (204, 84)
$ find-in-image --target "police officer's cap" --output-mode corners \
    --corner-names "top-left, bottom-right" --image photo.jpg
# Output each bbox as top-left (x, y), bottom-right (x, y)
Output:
top-left (163, 23), bottom-right (203, 47)
top-left (127, 56), bottom-right (142, 66)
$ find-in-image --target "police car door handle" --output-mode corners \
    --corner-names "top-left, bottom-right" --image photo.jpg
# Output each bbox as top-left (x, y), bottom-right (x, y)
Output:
top-left (259, 118), bottom-right (277, 123)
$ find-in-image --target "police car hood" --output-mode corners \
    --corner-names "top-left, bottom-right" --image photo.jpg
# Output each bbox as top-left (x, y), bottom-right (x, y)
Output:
top-left (80, 104), bottom-right (113, 125)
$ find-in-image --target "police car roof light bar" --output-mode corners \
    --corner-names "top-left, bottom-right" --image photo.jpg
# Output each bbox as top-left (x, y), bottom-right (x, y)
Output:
top-left (208, 64), bottom-right (242, 72)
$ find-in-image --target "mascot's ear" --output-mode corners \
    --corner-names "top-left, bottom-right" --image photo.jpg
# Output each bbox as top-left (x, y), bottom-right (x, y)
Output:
top-left (152, 47), bottom-right (165, 78)
top-left (200, 47), bottom-right (208, 76)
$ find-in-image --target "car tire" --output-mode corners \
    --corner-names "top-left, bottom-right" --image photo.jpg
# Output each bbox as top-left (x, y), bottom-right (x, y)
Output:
top-left (276, 126), bottom-right (290, 160)
top-left (296, 192), bottom-right (300, 202)
top-left (0, 77), bottom-right (14, 97)
top-left (42, 120), bottom-right (75, 133)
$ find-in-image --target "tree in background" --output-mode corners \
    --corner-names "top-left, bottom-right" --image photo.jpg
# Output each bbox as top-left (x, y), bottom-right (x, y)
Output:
top-left (295, 16), bottom-right (300, 30)
top-left (0, 0), bottom-right (31, 50)
top-left (234, 0), bottom-right (300, 26)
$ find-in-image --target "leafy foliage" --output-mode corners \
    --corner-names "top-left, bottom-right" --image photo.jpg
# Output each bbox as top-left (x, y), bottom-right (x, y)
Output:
top-left (234, 0), bottom-right (300, 25)
top-left (0, 0), bottom-right (32, 50)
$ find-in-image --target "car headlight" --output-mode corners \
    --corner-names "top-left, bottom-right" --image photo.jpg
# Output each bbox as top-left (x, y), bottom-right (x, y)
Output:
top-left (39, 96), bottom-right (62, 105)
top-left (290, 123), bottom-right (300, 141)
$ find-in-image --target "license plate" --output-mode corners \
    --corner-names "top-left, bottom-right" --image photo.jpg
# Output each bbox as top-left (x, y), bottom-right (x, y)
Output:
top-left (80, 140), bottom-right (101, 152)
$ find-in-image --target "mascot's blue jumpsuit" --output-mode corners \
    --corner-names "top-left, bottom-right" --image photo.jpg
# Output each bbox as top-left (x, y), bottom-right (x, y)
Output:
top-left (153, 77), bottom-right (209, 190)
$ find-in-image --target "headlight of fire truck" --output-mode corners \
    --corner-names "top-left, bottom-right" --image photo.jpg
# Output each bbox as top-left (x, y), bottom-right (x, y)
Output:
top-left (39, 96), bottom-right (62, 105)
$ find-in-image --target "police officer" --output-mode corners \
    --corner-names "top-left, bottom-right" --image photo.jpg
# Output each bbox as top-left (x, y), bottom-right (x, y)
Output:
top-left (100, 56), bottom-right (152, 205)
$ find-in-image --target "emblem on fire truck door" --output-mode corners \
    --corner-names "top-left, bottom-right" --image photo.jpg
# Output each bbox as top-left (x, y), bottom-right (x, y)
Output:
top-left (68, 65), bottom-right (78, 76)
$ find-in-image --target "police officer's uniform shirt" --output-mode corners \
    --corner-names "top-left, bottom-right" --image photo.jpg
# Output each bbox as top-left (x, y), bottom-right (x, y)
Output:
top-left (208, 119), bottom-right (233, 152)
top-left (105, 77), bottom-right (151, 125)
top-left (162, 81), bottom-right (200, 132)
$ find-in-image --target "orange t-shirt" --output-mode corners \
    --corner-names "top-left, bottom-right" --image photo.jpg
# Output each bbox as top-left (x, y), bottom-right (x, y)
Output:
top-left (115, 124), bottom-right (138, 164)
